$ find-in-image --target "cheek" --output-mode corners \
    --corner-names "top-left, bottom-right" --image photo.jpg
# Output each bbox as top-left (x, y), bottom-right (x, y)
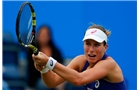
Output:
top-left (96, 47), bottom-right (105, 54)
top-left (84, 45), bottom-right (89, 53)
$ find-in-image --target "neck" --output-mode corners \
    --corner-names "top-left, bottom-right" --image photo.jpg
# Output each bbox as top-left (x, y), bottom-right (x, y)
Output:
top-left (88, 59), bottom-right (102, 68)
top-left (88, 63), bottom-right (95, 68)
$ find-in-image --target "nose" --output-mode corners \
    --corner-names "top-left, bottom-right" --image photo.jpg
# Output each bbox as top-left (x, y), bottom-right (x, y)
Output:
top-left (89, 46), bottom-right (94, 53)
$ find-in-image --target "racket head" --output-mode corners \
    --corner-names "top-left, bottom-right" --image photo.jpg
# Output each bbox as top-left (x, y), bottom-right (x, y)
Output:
top-left (16, 2), bottom-right (38, 55)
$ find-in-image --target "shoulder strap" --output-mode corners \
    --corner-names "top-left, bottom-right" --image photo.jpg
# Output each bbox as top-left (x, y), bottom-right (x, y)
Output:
top-left (82, 53), bottom-right (109, 71)
top-left (81, 61), bottom-right (89, 71)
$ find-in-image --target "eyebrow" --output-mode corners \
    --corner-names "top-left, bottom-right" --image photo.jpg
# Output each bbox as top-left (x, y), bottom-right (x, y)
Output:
top-left (85, 40), bottom-right (98, 43)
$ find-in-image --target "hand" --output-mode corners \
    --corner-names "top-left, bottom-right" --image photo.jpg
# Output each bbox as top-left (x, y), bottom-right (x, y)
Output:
top-left (34, 62), bottom-right (46, 71)
top-left (32, 52), bottom-right (49, 66)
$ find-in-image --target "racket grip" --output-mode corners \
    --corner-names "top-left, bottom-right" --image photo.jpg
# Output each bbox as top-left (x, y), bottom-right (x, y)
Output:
top-left (34, 49), bottom-right (39, 55)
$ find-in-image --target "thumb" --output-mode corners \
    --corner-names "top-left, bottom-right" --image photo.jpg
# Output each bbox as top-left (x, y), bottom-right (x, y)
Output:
top-left (32, 54), bottom-right (35, 58)
top-left (32, 52), bottom-right (41, 59)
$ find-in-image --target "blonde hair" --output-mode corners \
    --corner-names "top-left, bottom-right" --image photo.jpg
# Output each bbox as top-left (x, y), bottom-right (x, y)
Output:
top-left (88, 23), bottom-right (111, 36)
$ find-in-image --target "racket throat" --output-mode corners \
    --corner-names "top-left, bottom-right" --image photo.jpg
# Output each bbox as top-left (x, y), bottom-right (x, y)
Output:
top-left (26, 44), bottom-right (38, 55)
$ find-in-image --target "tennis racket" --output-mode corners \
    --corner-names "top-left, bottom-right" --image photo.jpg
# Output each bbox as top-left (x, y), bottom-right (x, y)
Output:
top-left (16, 2), bottom-right (38, 55)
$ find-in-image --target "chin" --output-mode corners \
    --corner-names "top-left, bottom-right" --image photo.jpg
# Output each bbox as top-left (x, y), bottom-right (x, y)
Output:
top-left (88, 59), bottom-right (98, 64)
top-left (88, 59), bottom-right (96, 63)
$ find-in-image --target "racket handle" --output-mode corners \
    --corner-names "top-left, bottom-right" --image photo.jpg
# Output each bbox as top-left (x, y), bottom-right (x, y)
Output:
top-left (34, 49), bottom-right (39, 55)
top-left (27, 44), bottom-right (39, 55)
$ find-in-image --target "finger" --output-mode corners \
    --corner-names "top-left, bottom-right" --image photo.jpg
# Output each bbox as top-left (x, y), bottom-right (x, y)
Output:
top-left (32, 54), bottom-right (38, 61)
top-left (33, 56), bottom-right (40, 63)
top-left (32, 54), bottom-right (35, 59)
top-left (36, 65), bottom-right (41, 71)
top-left (32, 52), bottom-right (41, 58)
top-left (32, 54), bottom-right (36, 62)
top-left (35, 61), bottom-right (45, 66)
top-left (42, 66), bottom-right (46, 69)
top-left (36, 63), bottom-right (45, 69)
top-left (38, 65), bottom-right (45, 69)
top-left (37, 67), bottom-right (44, 71)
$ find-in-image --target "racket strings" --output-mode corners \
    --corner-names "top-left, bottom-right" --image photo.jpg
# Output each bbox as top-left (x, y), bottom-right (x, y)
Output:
top-left (19, 4), bottom-right (33, 44)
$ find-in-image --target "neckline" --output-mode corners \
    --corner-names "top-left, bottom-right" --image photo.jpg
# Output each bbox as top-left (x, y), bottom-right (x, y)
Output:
top-left (82, 53), bottom-right (109, 71)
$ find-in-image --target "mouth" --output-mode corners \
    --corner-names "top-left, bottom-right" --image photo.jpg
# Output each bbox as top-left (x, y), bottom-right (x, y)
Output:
top-left (88, 54), bottom-right (96, 59)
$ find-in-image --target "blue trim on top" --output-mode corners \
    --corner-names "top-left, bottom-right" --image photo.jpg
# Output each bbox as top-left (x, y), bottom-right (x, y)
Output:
top-left (82, 53), bottom-right (109, 72)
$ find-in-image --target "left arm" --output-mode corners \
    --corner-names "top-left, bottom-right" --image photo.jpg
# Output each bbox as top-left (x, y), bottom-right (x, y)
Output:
top-left (33, 52), bottom-right (116, 86)
top-left (52, 60), bottom-right (116, 86)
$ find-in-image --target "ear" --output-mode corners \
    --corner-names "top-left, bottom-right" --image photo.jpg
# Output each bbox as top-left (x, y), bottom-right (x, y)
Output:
top-left (104, 44), bottom-right (108, 52)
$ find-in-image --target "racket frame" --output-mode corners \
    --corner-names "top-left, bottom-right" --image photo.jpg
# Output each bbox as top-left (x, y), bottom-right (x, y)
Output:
top-left (16, 2), bottom-right (38, 55)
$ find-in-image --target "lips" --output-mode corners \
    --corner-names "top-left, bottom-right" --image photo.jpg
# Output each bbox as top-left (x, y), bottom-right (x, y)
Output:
top-left (88, 54), bottom-right (96, 57)
top-left (88, 54), bottom-right (96, 60)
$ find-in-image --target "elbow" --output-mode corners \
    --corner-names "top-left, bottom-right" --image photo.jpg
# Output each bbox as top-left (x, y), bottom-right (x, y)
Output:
top-left (73, 79), bottom-right (83, 86)
top-left (46, 84), bottom-right (56, 88)
top-left (47, 86), bottom-right (55, 88)
top-left (43, 82), bottom-right (56, 88)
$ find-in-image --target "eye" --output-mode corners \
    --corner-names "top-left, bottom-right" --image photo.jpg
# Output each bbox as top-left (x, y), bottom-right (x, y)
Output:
top-left (85, 42), bottom-right (91, 46)
top-left (94, 43), bottom-right (100, 47)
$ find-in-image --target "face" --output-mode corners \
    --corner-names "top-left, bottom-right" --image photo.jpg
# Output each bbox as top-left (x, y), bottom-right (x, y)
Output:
top-left (38, 27), bottom-right (50, 46)
top-left (84, 39), bottom-right (108, 64)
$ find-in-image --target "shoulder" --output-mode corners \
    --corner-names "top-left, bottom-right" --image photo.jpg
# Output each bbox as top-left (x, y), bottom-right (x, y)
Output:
top-left (98, 56), bottom-right (124, 82)
top-left (73, 55), bottom-right (86, 61)
top-left (67, 55), bottom-right (87, 72)
top-left (93, 56), bottom-right (118, 75)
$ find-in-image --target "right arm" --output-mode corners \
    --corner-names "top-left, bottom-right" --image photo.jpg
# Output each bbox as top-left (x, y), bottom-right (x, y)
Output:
top-left (34, 55), bottom-right (85, 88)
top-left (41, 70), bottom-right (65, 88)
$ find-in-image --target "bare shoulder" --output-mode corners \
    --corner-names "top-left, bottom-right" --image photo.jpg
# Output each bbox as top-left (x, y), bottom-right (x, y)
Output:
top-left (97, 56), bottom-right (124, 82)
top-left (73, 54), bottom-right (86, 61)
top-left (96, 56), bottom-right (117, 71)
top-left (71, 54), bottom-right (87, 65)
top-left (67, 55), bottom-right (87, 72)
top-left (105, 56), bottom-right (123, 73)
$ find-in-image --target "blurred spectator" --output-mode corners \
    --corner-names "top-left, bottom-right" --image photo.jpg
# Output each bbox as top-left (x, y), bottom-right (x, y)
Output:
top-left (3, 32), bottom-right (28, 90)
top-left (26, 25), bottom-right (64, 90)
top-left (3, 80), bottom-right (10, 90)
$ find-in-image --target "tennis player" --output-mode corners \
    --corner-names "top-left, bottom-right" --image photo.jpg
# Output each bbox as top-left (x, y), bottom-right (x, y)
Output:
top-left (32, 24), bottom-right (127, 90)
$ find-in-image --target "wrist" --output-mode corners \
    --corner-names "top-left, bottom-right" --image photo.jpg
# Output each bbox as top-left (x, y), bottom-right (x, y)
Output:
top-left (46, 57), bottom-right (57, 70)
top-left (40, 67), bottom-right (49, 74)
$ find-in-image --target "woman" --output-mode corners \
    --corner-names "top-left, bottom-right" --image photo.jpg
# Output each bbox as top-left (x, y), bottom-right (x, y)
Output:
top-left (27, 25), bottom-right (64, 90)
top-left (32, 24), bottom-right (127, 90)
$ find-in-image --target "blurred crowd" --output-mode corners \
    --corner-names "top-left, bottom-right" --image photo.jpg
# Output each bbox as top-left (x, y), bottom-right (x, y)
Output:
top-left (3, 25), bottom-right (85, 90)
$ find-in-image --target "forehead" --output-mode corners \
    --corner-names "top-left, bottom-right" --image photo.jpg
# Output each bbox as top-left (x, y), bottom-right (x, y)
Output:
top-left (39, 28), bottom-right (49, 34)
top-left (84, 39), bottom-right (101, 43)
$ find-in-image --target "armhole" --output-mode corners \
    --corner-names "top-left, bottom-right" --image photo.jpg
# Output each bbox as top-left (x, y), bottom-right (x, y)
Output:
top-left (67, 55), bottom-right (86, 72)
top-left (78, 55), bottom-right (88, 72)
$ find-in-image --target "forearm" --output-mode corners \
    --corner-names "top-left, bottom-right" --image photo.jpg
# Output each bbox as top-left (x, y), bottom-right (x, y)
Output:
top-left (33, 60), bottom-right (65, 88)
top-left (41, 70), bottom-right (65, 88)
top-left (53, 62), bottom-right (83, 86)
top-left (32, 53), bottom-right (83, 86)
